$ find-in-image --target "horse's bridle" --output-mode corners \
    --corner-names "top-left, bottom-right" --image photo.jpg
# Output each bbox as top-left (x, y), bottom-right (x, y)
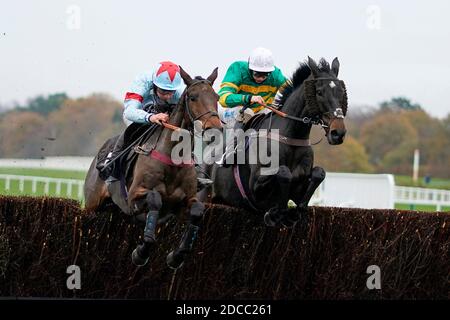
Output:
top-left (305, 77), bottom-right (346, 131)
top-left (183, 79), bottom-right (222, 130)
top-left (269, 107), bottom-right (328, 127)
top-left (270, 77), bottom-right (346, 130)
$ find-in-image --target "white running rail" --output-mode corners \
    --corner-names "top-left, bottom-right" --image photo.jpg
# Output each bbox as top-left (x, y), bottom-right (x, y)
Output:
top-left (394, 186), bottom-right (450, 211)
top-left (309, 173), bottom-right (450, 211)
top-left (0, 174), bottom-right (85, 200)
top-left (1, 173), bottom-right (450, 211)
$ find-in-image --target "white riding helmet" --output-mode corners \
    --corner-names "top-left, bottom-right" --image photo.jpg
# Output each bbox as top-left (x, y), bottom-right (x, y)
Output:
top-left (248, 47), bottom-right (275, 72)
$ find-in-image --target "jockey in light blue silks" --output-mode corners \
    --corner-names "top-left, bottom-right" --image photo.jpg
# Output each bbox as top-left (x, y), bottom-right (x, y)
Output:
top-left (97, 61), bottom-right (212, 189)
top-left (122, 61), bottom-right (184, 125)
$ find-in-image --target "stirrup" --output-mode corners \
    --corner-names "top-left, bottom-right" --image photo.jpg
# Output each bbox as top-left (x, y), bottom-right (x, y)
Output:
top-left (105, 175), bottom-right (119, 186)
top-left (197, 177), bottom-right (213, 186)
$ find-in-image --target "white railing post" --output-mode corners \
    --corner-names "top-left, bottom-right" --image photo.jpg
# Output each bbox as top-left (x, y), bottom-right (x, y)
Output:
top-left (44, 179), bottom-right (50, 195)
top-left (5, 177), bottom-right (10, 191)
top-left (77, 181), bottom-right (83, 200)
top-left (67, 182), bottom-right (73, 197)
top-left (56, 181), bottom-right (61, 196)
top-left (32, 179), bottom-right (37, 193)
top-left (19, 178), bottom-right (24, 193)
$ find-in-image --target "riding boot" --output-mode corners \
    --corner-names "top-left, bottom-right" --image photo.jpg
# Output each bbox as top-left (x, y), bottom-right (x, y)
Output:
top-left (97, 131), bottom-right (126, 181)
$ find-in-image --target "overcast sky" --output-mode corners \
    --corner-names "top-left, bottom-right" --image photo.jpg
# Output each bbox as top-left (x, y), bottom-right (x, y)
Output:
top-left (1, 0), bottom-right (449, 118)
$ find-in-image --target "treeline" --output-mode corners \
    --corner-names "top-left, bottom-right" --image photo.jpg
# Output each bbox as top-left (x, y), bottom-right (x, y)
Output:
top-left (0, 93), bottom-right (125, 158)
top-left (0, 94), bottom-right (449, 178)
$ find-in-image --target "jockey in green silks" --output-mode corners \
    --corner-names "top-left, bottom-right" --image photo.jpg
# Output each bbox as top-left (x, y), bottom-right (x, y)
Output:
top-left (217, 47), bottom-right (287, 166)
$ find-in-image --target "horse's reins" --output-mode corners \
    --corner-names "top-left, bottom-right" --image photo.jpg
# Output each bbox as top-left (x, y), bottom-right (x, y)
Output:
top-left (100, 81), bottom-right (221, 172)
top-left (158, 79), bottom-right (222, 132)
top-left (262, 104), bottom-right (327, 127)
top-left (238, 77), bottom-right (346, 148)
top-left (160, 122), bottom-right (181, 131)
top-left (147, 79), bottom-right (223, 167)
top-left (262, 77), bottom-right (346, 128)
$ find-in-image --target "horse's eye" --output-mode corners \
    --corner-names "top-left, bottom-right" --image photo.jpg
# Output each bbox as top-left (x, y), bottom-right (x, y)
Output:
top-left (190, 96), bottom-right (197, 102)
top-left (316, 90), bottom-right (322, 96)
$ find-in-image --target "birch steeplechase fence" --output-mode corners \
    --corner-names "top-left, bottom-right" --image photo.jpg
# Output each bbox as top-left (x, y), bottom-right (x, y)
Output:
top-left (0, 195), bottom-right (448, 299)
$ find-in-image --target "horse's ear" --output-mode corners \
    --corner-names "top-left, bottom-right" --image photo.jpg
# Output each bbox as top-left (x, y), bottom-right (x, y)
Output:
top-left (307, 56), bottom-right (319, 77)
top-left (179, 66), bottom-right (193, 86)
top-left (206, 67), bottom-right (218, 84)
top-left (331, 57), bottom-right (340, 77)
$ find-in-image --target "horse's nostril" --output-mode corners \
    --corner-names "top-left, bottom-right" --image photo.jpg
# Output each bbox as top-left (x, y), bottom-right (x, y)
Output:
top-left (331, 129), bottom-right (346, 138)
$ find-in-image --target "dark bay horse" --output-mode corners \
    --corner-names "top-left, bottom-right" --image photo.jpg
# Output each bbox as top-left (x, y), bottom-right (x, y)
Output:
top-left (84, 67), bottom-right (222, 268)
top-left (200, 57), bottom-right (347, 227)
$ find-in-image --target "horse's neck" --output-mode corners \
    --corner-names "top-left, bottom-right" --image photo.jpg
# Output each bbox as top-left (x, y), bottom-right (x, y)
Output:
top-left (155, 102), bottom-right (188, 153)
top-left (274, 85), bottom-right (312, 140)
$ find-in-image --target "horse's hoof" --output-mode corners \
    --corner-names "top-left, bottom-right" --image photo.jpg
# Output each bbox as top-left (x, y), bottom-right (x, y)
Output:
top-left (264, 211), bottom-right (277, 227)
top-left (281, 208), bottom-right (299, 228)
top-left (132, 248), bottom-right (149, 266)
top-left (166, 251), bottom-right (185, 270)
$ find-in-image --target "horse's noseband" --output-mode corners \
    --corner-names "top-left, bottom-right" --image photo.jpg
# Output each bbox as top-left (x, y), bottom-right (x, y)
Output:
top-left (323, 107), bottom-right (345, 120)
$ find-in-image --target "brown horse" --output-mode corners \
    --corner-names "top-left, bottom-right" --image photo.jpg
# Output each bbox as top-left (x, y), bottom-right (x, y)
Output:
top-left (84, 67), bottom-right (222, 268)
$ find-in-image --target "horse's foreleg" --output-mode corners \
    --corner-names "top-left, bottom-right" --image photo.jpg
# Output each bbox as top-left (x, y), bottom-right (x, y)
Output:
top-left (297, 166), bottom-right (326, 207)
top-left (283, 166), bottom-right (326, 227)
top-left (261, 165), bottom-right (292, 227)
top-left (131, 189), bottom-right (162, 266)
top-left (166, 199), bottom-right (204, 269)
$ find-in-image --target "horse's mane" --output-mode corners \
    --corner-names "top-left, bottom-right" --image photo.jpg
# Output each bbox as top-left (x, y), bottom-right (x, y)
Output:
top-left (277, 58), bottom-right (332, 108)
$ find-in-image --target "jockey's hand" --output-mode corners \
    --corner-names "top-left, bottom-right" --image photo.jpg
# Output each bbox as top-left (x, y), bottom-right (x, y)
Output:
top-left (149, 113), bottom-right (169, 125)
top-left (250, 95), bottom-right (266, 106)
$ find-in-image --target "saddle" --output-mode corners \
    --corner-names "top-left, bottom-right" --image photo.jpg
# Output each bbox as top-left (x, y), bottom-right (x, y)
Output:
top-left (238, 112), bottom-right (272, 153)
top-left (97, 123), bottom-right (158, 177)
top-left (243, 113), bottom-right (269, 131)
top-left (96, 123), bottom-right (161, 213)
top-left (121, 123), bottom-right (162, 182)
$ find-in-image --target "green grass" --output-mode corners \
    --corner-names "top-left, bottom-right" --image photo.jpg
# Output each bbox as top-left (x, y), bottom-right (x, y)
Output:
top-left (395, 203), bottom-right (450, 212)
top-left (394, 175), bottom-right (450, 190)
top-left (0, 167), bottom-right (86, 200)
